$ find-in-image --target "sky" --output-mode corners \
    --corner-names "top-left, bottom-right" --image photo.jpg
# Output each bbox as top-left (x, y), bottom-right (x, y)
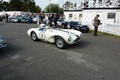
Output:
top-left (35, 0), bottom-right (81, 10)
top-left (3, 0), bottom-right (82, 10)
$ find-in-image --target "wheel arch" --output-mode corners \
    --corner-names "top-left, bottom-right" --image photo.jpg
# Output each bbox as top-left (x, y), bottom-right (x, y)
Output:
top-left (31, 31), bottom-right (35, 35)
top-left (54, 35), bottom-right (66, 42)
top-left (30, 31), bottom-right (39, 41)
top-left (30, 31), bottom-right (38, 37)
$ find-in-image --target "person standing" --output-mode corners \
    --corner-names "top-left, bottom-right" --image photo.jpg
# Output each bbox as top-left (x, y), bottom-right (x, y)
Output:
top-left (93, 14), bottom-right (101, 36)
top-left (5, 13), bottom-right (9, 22)
top-left (28, 15), bottom-right (32, 24)
top-left (54, 14), bottom-right (59, 28)
top-left (48, 15), bottom-right (53, 27)
top-left (36, 14), bottom-right (40, 25)
top-left (2, 15), bottom-right (5, 23)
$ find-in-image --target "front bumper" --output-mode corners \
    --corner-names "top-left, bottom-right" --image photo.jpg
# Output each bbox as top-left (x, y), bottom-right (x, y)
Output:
top-left (74, 36), bottom-right (81, 42)
top-left (0, 43), bottom-right (7, 48)
top-left (67, 35), bottom-right (81, 45)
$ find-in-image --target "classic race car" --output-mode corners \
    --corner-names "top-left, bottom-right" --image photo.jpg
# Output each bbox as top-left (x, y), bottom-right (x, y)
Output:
top-left (27, 24), bottom-right (82, 49)
top-left (63, 21), bottom-right (90, 33)
top-left (0, 35), bottom-right (7, 49)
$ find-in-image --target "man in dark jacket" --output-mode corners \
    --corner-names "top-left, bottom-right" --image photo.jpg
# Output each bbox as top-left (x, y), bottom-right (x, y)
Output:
top-left (53, 14), bottom-right (59, 28)
top-left (28, 15), bottom-right (32, 24)
top-left (48, 15), bottom-right (53, 27)
top-left (93, 14), bottom-right (101, 36)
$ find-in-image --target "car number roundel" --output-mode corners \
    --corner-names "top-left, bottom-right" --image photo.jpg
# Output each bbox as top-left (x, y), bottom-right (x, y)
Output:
top-left (39, 32), bottom-right (45, 39)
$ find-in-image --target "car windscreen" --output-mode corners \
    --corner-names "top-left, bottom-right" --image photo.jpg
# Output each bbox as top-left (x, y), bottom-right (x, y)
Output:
top-left (71, 22), bottom-right (79, 25)
top-left (58, 19), bottom-right (64, 22)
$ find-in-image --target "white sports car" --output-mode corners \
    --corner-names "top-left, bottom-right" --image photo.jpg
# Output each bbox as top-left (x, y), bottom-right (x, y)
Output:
top-left (27, 24), bottom-right (82, 49)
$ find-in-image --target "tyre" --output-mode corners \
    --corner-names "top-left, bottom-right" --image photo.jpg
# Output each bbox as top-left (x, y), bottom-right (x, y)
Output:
top-left (67, 25), bottom-right (71, 29)
top-left (55, 37), bottom-right (67, 49)
top-left (81, 26), bottom-right (90, 33)
top-left (82, 28), bottom-right (89, 33)
top-left (31, 32), bottom-right (38, 41)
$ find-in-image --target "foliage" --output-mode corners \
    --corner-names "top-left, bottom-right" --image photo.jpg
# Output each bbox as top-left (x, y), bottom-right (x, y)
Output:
top-left (0, 0), bottom-right (41, 13)
top-left (45, 3), bottom-right (63, 14)
top-left (34, 5), bottom-right (41, 13)
top-left (0, 0), bottom-right (63, 14)
top-left (0, 1), bottom-right (9, 11)
top-left (9, 0), bottom-right (23, 11)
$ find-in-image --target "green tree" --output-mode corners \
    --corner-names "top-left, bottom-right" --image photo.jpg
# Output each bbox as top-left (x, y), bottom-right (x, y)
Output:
top-left (8, 0), bottom-right (41, 12)
top-left (45, 3), bottom-right (63, 14)
top-left (23, 0), bottom-right (41, 12)
top-left (29, 1), bottom-right (35, 12)
top-left (34, 5), bottom-right (41, 13)
top-left (9, 0), bottom-right (23, 11)
top-left (0, 1), bottom-right (3, 11)
top-left (0, 1), bottom-right (9, 11)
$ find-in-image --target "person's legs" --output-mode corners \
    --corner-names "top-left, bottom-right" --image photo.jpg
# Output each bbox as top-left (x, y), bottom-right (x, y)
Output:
top-left (37, 20), bottom-right (39, 25)
top-left (50, 22), bottom-right (52, 27)
top-left (3, 19), bottom-right (5, 23)
top-left (55, 22), bottom-right (57, 28)
top-left (95, 26), bottom-right (98, 36)
top-left (93, 26), bottom-right (98, 36)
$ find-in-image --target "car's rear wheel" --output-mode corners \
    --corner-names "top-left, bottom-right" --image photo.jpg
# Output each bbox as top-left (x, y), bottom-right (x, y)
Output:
top-left (31, 32), bottom-right (38, 41)
top-left (67, 25), bottom-right (71, 29)
top-left (55, 37), bottom-right (67, 49)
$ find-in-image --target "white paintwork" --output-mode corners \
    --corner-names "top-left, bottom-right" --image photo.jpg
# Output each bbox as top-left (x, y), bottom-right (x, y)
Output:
top-left (64, 9), bottom-right (120, 25)
top-left (81, 9), bottom-right (120, 25)
top-left (27, 26), bottom-right (82, 45)
top-left (64, 11), bottom-right (83, 21)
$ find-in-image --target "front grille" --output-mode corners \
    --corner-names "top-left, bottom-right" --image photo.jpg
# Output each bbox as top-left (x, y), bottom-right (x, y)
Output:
top-left (74, 37), bottom-right (81, 42)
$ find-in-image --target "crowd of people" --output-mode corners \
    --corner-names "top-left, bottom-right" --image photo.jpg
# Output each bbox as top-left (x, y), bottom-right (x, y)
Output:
top-left (0, 13), bottom-right (64, 28)
top-left (33, 13), bottom-right (64, 28)
top-left (0, 13), bottom-right (9, 23)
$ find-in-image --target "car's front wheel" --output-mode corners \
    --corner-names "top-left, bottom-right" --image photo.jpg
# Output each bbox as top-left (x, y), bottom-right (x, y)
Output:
top-left (81, 27), bottom-right (89, 33)
top-left (31, 32), bottom-right (38, 41)
top-left (55, 37), bottom-right (67, 49)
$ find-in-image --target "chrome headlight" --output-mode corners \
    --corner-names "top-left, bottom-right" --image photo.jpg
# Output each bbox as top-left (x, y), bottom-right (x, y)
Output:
top-left (68, 32), bottom-right (76, 35)
top-left (68, 36), bottom-right (72, 42)
top-left (0, 37), bottom-right (5, 43)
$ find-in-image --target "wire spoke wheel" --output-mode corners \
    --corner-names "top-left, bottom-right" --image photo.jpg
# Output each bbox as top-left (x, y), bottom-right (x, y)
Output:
top-left (56, 37), bottom-right (67, 49)
top-left (31, 32), bottom-right (38, 41)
